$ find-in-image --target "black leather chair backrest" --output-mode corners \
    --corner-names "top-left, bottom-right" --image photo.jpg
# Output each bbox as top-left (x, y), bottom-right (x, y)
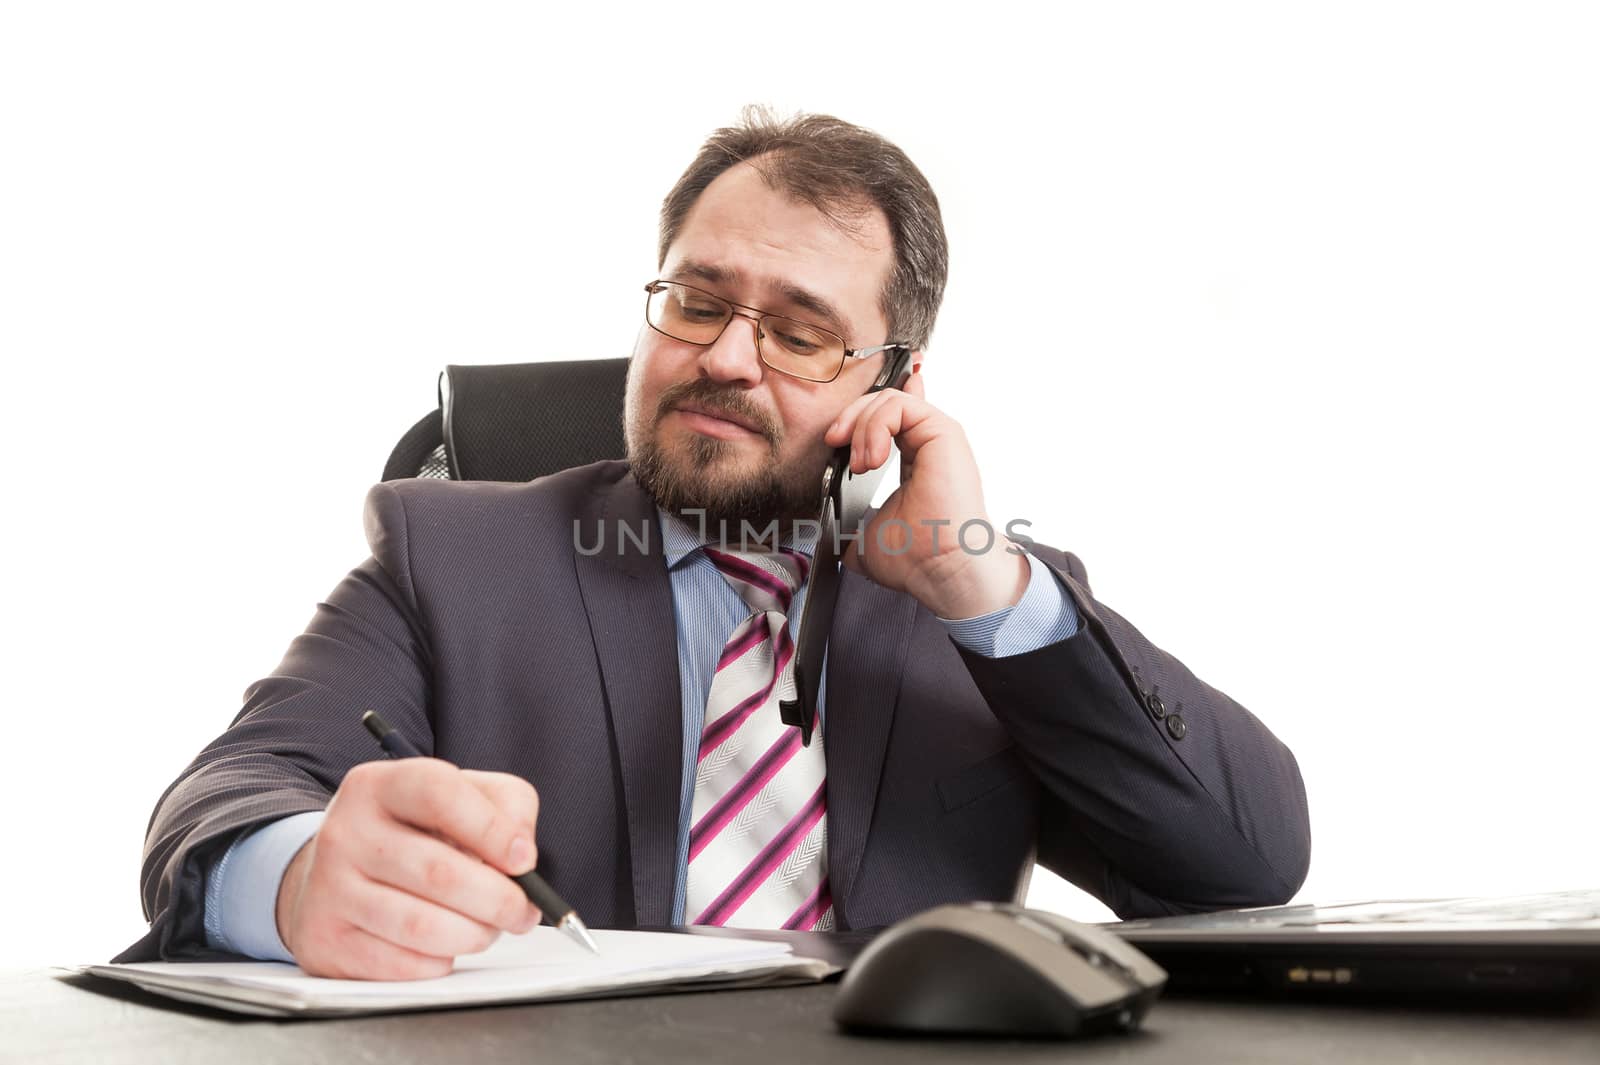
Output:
top-left (383, 358), bottom-right (630, 482)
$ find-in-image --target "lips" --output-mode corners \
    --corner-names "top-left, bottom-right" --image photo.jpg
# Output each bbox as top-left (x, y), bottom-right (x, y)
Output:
top-left (673, 402), bottom-right (763, 434)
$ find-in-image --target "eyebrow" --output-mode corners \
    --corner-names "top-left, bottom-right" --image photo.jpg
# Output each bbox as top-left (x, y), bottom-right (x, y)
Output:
top-left (671, 258), bottom-right (851, 339)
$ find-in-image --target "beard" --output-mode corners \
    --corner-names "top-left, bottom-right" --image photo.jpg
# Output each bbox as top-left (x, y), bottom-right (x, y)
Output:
top-left (626, 375), bottom-right (825, 534)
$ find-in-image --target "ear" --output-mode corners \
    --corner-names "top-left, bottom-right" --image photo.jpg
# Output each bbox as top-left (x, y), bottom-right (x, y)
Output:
top-left (902, 365), bottom-right (927, 400)
top-left (899, 349), bottom-right (925, 395)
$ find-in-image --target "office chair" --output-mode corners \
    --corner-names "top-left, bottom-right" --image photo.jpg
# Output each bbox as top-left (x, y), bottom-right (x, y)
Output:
top-left (383, 358), bottom-right (630, 482)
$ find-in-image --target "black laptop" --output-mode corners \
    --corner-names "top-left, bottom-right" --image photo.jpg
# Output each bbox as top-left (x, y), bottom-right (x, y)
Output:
top-left (1106, 888), bottom-right (1600, 996)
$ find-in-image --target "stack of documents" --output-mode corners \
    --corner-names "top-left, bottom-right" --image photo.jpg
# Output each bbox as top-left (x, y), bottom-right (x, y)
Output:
top-left (80, 928), bottom-right (836, 1017)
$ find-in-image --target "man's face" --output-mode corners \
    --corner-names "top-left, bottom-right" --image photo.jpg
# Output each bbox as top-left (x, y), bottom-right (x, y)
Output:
top-left (625, 161), bottom-right (898, 532)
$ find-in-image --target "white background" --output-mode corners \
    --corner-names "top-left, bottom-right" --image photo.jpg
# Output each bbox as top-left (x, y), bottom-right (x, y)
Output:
top-left (2, 2), bottom-right (1596, 970)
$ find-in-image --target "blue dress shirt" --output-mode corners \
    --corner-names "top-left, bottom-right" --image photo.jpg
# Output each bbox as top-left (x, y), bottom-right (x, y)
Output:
top-left (204, 508), bottom-right (1080, 961)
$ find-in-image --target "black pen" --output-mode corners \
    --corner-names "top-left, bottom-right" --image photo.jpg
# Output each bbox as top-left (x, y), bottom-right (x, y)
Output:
top-left (361, 710), bottom-right (601, 956)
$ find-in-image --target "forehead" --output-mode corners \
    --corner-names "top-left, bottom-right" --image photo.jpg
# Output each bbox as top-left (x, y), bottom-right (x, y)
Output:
top-left (662, 162), bottom-right (893, 342)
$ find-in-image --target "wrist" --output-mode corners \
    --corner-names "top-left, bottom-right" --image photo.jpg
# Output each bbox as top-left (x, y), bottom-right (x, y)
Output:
top-left (274, 837), bottom-right (315, 957)
top-left (926, 541), bottom-right (1030, 620)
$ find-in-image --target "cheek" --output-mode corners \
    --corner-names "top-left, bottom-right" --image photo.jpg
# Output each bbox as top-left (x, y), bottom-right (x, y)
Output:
top-left (777, 410), bottom-right (838, 470)
top-left (634, 332), bottom-right (711, 392)
top-left (787, 411), bottom-right (828, 449)
top-left (627, 343), bottom-right (681, 412)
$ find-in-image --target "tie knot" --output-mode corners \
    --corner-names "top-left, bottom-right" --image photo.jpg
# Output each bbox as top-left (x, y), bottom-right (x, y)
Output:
top-left (703, 545), bottom-right (809, 615)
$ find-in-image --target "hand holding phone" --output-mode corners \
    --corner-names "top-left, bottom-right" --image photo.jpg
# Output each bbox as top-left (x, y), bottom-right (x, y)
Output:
top-left (780, 346), bottom-right (914, 744)
top-left (782, 351), bottom-right (1032, 741)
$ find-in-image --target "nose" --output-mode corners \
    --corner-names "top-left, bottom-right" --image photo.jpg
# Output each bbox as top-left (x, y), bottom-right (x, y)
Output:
top-left (698, 310), bottom-right (765, 386)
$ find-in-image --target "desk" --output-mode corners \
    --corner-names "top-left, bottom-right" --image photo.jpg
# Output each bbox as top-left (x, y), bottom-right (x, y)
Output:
top-left (6, 968), bottom-right (1597, 1065)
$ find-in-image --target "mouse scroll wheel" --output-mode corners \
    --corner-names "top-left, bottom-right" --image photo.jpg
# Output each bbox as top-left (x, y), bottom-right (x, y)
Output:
top-left (1014, 912), bottom-right (1075, 948)
top-left (1015, 914), bottom-right (1125, 979)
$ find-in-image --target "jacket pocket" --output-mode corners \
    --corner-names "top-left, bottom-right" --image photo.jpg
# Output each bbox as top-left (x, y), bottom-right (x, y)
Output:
top-left (936, 746), bottom-right (1032, 812)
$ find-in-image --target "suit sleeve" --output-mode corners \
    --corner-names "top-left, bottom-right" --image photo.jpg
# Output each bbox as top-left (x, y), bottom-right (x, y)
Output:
top-left (953, 545), bottom-right (1311, 918)
top-left (114, 483), bottom-right (430, 962)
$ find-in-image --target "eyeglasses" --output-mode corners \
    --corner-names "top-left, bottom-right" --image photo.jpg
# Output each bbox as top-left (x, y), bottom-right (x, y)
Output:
top-left (643, 279), bottom-right (908, 383)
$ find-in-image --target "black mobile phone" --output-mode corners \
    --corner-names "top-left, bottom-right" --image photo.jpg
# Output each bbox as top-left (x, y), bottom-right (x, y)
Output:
top-left (780, 345), bottom-right (915, 745)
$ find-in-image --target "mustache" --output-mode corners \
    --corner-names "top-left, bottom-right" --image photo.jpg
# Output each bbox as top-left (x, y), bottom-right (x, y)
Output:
top-left (655, 380), bottom-right (778, 440)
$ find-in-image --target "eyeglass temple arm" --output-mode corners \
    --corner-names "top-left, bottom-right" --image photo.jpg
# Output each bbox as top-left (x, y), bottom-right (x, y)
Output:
top-left (845, 342), bottom-right (912, 367)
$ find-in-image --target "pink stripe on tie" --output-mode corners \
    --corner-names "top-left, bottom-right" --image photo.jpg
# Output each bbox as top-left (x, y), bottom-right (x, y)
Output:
top-left (697, 629), bottom-right (795, 760)
top-left (693, 782), bottom-right (827, 926)
top-left (779, 547), bottom-right (812, 585)
top-left (716, 620), bottom-right (768, 671)
top-left (781, 881), bottom-right (833, 931)
top-left (688, 728), bottom-right (803, 861)
top-left (704, 548), bottom-right (796, 611)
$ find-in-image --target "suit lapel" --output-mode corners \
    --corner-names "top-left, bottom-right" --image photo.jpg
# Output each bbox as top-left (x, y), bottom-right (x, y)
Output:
top-left (824, 570), bottom-right (919, 923)
top-left (572, 470), bottom-right (682, 926)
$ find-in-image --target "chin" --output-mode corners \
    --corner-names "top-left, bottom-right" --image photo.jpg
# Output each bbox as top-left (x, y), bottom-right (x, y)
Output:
top-left (631, 418), bottom-right (826, 529)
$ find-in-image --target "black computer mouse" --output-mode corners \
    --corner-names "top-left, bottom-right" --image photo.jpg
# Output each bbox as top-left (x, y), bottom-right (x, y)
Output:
top-left (832, 901), bottom-right (1167, 1038)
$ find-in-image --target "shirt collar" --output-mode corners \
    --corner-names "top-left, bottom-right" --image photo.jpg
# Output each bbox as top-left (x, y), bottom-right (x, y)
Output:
top-left (657, 506), bottom-right (821, 569)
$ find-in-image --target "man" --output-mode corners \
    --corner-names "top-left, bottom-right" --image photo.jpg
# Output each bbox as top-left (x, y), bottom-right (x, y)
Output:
top-left (120, 108), bottom-right (1310, 979)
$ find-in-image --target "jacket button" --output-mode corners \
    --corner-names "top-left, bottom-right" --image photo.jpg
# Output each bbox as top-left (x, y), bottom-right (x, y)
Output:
top-left (1145, 692), bottom-right (1166, 719)
top-left (1166, 714), bottom-right (1187, 740)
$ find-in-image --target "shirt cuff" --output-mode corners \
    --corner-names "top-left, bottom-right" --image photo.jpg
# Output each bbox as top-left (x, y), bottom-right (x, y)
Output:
top-left (939, 550), bottom-right (1081, 658)
top-left (204, 810), bottom-right (326, 962)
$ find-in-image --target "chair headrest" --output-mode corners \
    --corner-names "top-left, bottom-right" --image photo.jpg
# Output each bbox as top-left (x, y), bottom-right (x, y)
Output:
top-left (441, 358), bottom-right (630, 482)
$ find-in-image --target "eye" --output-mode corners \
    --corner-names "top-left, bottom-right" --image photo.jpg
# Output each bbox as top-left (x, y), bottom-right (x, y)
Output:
top-left (770, 321), bottom-right (829, 357)
top-left (675, 298), bottom-right (729, 324)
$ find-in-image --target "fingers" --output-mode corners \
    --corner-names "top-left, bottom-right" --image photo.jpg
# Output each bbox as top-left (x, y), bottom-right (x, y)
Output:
top-left (283, 759), bottom-right (551, 980)
top-left (340, 874), bottom-right (505, 960)
top-left (461, 769), bottom-right (541, 872)
top-left (847, 392), bottom-right (908, 473)
top-left (353, 759), bottom-right (538, 877)
top-left (284, 827), bottom-right (484, 980)
top-left (357, 820), bottom-right (541, 934)
top-left (824, 357), bottom-right (923, 440)
top-left (297, 921), bottom-right (456, 982)
top-left (824, 384), bottom-right (946, 475)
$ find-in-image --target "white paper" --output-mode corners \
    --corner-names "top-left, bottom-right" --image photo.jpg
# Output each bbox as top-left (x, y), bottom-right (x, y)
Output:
top-left (79, 928), bottom-right (835, 1017)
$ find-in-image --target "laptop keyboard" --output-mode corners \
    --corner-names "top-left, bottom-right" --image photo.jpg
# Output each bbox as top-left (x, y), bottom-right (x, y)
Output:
top-left (1312, 890), bottom-right (1600, 926)
top-left (1110, 889), bottom-right (1600, 931)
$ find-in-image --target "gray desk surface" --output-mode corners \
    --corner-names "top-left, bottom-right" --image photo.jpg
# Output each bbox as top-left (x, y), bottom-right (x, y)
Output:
top-left (6, 967), bottom-right (1598, 1065)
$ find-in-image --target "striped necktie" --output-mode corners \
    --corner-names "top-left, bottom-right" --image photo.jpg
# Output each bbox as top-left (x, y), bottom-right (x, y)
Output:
top-left (684, 544), bottom-right (835, 931)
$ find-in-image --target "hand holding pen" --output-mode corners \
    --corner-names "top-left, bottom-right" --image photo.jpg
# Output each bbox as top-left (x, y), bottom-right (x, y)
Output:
top-left (361, 711), bottom-right (597, 955)
top-left (272, 711), bottom-right (597, 981)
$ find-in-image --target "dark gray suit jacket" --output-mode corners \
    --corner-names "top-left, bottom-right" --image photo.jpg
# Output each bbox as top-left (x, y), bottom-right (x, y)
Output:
top-left (118, 460), bottom-right (1310, 962)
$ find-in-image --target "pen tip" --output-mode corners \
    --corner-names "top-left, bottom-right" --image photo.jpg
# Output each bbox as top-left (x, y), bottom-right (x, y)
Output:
top-left (361, 710), bottom-right (387, 740)
top-left (565, 915), bottom-right (601, 956)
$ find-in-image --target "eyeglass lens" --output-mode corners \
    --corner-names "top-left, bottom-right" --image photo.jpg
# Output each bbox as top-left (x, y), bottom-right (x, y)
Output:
top-left (646, 282), bottom-right (845, 381)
